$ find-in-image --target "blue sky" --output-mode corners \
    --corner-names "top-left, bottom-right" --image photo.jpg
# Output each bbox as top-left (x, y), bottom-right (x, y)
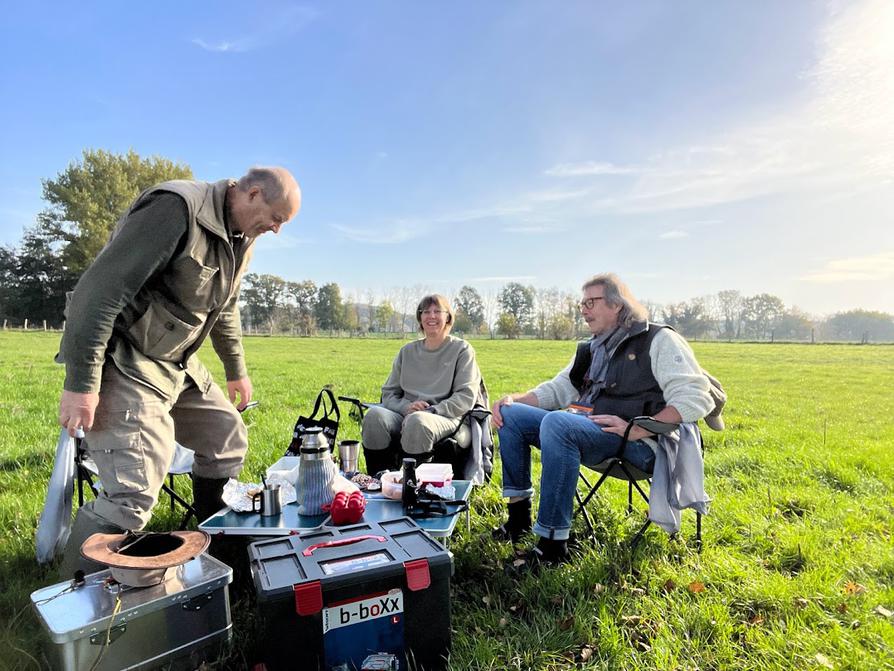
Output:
top-left (1, 1), bottom-right (892, 315)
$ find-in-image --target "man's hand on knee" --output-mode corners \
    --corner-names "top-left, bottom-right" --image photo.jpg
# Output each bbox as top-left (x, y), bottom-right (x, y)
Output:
top-left (491, 395), bottom-right (514, 429)
top-left (59, 390), bottom-right (99, 436)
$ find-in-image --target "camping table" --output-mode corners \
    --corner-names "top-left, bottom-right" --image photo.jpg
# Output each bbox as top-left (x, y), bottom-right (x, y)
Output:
top-left (199, 480), bottom-right (472, 541)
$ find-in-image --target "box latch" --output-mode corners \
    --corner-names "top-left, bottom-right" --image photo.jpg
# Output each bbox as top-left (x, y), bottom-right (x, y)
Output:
top-left (404, 559), bottom-right (431, 591)
top-left (294, 580), bottom-right (323, 615)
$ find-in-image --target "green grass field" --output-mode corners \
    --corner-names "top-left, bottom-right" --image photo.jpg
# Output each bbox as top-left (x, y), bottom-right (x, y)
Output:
top-left (1, 332), bottom-right (893, 670)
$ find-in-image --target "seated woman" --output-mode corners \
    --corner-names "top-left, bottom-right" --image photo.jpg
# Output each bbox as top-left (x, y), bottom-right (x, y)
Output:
top-left (362, 294), bottom-right (483, 475)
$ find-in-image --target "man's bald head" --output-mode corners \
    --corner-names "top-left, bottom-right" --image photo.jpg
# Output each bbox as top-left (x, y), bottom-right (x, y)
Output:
top-left (237, 167), bottom-right (301, 211)
top-left (229, 166), bottom-right (301, 238)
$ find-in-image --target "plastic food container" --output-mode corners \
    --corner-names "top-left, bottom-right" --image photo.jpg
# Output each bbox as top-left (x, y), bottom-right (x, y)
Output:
top-left (380, 471), bottom-right (403, 500)
top-left (415, 463), bottom-right (453, 487)
top-left (266, 456), bottom-right (301, 488)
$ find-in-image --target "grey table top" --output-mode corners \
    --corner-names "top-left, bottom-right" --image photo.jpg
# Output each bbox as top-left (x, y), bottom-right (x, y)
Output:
top-left (199, 480), bottom-right (472, 538)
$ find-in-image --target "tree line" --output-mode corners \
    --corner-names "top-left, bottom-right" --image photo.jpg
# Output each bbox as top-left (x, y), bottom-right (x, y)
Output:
top-left (2, 149), bottom-right (892, 343)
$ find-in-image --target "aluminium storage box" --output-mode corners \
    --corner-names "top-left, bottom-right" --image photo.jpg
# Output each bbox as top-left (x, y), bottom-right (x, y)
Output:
top-left (30, 553), bottom-right (233, 671)
top-left (249, 517), bottom-right (452, 671)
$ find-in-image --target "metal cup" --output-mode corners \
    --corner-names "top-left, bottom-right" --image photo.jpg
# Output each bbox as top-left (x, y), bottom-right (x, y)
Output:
top-left (338, 440), bottom-right (360, 475)
top-left (252, 484), bottom-right (283, 517)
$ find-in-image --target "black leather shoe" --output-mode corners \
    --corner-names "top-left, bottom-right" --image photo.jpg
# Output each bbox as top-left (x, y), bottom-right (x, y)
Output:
top-left (492, 522), bottom-right (526, 542)
top-left (491, 498), bottom-right (532, 543)
top-left (507, 538), bottom-right (570, 572)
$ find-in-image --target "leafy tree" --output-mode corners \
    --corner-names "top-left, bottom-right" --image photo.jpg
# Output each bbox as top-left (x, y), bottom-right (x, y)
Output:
top-left (242, 273), bottom-right (286, 332)
top-left (548, 313), bottom-right (575, 340)
top-left (37, 149), bottom-right (192, 276)
top-left (741, 293), bottom-right (785, 340)
top-left (775, 307), bottom-right (815, 341)
top-left (642, 300), bottom-right (664, 324)
top-left (496, 312), bottom-right (520, 339)
top-left (284, 280), bottom-right (317, 335)
top-left (716, 290), bottom-right (743, 339)
top-left (374, 301), bottom-right (395, 333)
top-left (561, 293), bottom-right (586, 339)
top-left (822, 309), bottom-right (894, 342)
top-left (0, 245), bottom-right (19, 321)
top-left (342, 296), bottom-right (360, 332)
top-left (366, 304), bottom-right (377, 333)
top-left (0, 230), bottom-right (73, 326)
top-left (662, 299), bottom-right (711, 338)
top-left (454, 286), bottom-right (485, 330)
top-left (315, 283), bottom-right (346, 331)
top-left (535, 288), bottom-right (562, 339)
top-left (498, 282), bottom-right (536, 330)
top-left (452, 310), bottom-right (473, 334)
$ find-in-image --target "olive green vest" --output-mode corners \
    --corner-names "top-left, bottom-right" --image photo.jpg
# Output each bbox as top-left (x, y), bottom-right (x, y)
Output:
top-left (108, 180), bottom-right (254, 398)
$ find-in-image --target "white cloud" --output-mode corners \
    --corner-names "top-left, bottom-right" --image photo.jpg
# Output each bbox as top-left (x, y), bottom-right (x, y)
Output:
top-left (331, 203), bottom-right (529, 244)
top-left (253, 233), bottom-right (308, 250)
top-left (544, 161), bottom-right (638, 177)
top-left (501, 224), bottom-right (565, 234)
top-left (192, 5), bottom-right (318, 53)
top-left (334, 1), bottom-right (894, 254)
top-left (659, 230), bottom-right (689, 240)
top-left (192, 39), bottom-right (242, 53)
top-left (526, 187), bottom-right (590, 203)
top-left (331, 220), bottom-right (423, 244)
top-left (543, 0), bottom-right (894, 216)
top-left (800, 251), bottom-right (894, 283)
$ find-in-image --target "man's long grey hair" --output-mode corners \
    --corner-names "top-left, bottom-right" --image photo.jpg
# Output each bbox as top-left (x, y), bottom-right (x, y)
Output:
top-left (581, 273), bottom-right (649, 328)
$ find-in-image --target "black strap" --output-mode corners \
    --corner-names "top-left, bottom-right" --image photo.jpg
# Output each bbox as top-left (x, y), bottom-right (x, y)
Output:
top-left (405, 498), bottom-right (469, 519)
top-left (310, 388), bottom-right (341, 423)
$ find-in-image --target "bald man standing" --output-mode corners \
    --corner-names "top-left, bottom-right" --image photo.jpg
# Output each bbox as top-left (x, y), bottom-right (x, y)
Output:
top-left (56, 167), bottom-right (301, 574)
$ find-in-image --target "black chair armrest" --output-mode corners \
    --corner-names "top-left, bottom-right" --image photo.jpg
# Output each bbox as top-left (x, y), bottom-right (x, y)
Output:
top-left (468, 407), bottom-right (492, 421)
top-left (632, 416), bottom-right (680, 436)
top-left (613, 415), bottom-right (681, 458)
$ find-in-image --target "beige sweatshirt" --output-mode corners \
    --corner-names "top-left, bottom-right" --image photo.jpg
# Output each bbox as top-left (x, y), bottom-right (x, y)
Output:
top-left (381, 335), bottom-right (482, 418)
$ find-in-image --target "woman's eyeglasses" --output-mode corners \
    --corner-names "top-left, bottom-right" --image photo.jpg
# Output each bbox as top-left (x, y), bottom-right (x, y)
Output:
top-left (420, 309), bottom-right (446, 316)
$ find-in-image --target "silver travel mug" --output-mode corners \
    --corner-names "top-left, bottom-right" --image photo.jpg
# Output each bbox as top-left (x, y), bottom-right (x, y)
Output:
top-left (338, 440), bottom-right (360, 475)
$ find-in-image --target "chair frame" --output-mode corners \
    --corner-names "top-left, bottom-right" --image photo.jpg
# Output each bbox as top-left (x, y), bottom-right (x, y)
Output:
top-left (74, 437), bottom-right (197, 530)
top-left (573, 416), bottom-right (703, 552)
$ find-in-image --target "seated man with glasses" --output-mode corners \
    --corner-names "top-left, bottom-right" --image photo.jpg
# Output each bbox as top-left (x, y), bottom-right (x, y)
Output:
top-left (490, 273), bottom-right (715, 565)
top-left (361, 294), bottom-right (485, 475)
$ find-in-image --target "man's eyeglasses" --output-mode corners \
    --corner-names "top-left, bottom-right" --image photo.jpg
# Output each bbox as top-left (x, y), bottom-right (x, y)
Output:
top-left (579, 297), bottom-right (605, 310)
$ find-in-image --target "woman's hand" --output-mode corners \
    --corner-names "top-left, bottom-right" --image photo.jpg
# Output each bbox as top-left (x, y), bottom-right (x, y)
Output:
top-left (405, 400), bottom-right (431, 415)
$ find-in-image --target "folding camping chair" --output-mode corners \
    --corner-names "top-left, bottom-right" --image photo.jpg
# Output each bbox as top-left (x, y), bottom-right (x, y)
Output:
top-left (339, 378), bottom-right (494, 484)
top-left (74, 438), bottom-right (198, 530)
top-left (73, 401), bottom-right (259, 530)
top-left (573, 416), bottom-right (704, 552)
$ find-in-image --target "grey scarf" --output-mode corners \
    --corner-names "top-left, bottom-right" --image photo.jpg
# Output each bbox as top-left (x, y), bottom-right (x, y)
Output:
top-left (579, 326), bottom-right (628, 406)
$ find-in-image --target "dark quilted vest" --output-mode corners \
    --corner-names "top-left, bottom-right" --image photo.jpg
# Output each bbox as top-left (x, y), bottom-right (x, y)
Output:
top-left (568, 321), bottom-right (669, 420)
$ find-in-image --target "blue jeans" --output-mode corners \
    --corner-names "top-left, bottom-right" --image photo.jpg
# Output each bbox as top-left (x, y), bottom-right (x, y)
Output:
top-left (498, 403), bottom-right (655, 541)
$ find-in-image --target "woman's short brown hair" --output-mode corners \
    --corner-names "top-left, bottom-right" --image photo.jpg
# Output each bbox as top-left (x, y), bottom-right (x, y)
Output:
top-left (415, 294), bottom-right (454, 333)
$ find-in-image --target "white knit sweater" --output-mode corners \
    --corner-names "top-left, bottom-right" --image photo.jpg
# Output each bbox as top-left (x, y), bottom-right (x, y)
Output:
top-left (529, 328), bottom-right (714, 423)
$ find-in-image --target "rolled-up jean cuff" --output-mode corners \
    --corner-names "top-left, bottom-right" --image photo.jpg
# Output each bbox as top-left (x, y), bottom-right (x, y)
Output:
top-left (502, 487), bottom-right (534, 500)
top-left (533, 522), bottom-right (571, 542)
